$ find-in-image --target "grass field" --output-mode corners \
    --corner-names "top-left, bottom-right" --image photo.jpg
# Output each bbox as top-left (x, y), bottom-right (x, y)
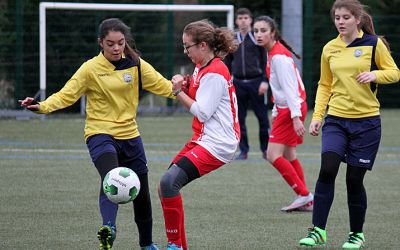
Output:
top-left (1, 110), bottom-right (399, 249)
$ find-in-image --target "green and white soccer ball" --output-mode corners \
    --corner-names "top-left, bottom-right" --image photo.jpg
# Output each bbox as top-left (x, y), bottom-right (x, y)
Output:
top-left (103, 167), bottom-right (141, 204)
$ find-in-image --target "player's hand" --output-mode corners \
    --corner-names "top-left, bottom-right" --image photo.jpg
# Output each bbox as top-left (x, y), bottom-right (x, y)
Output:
top-left (356, 72), bottom-right (377, 84)
top-left (258, 81), bottom-right (269, 95)
top-left (292, 117), bottom-right (305, 136)
top-left (182, 74), bottom-right (191, 94)
top-left (171, 74), bottom-right (184, 92)
top-left (18, 97), bottom-right (39, 111)
top-left (309, 120), bottom-right (322, 136)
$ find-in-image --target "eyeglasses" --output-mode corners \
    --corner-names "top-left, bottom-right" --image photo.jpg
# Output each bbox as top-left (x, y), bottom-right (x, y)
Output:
top-left (183, 43), bottom-right (199, 52)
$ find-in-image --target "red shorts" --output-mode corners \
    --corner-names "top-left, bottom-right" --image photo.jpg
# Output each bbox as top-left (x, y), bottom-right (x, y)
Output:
top-left (269, 102), bottom-right (307, 147)
top-left (172, 141), bottom-right (225, 176)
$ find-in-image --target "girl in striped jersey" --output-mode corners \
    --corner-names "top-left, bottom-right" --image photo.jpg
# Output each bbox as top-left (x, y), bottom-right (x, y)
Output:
top-left (299, 0), bottom-right (399, 248)
top-left (158, 20), bottom-right (240, 250)
top-left (253, 16), bottom-right (313, 212)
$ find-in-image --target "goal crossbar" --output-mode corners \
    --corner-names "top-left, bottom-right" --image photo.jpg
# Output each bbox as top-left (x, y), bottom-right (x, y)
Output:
top-left (39, 2), bottom-right (234, 102)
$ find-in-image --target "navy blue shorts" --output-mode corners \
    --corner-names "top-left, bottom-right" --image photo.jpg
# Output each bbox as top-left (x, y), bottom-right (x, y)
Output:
top-left (86, 134), bottom-right (148, 175)
top-left (321, 115), bottom-right (381, 170)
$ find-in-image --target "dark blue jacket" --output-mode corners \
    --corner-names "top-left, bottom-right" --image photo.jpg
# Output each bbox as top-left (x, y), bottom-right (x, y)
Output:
top-left (224, 32), bottom-right (267, 82)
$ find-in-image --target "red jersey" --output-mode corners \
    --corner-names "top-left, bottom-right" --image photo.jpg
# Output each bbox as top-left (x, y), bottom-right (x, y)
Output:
top-left (266, 41), bottom-right (306, 118)
top-left (186, 58), bottom-right (240, 163)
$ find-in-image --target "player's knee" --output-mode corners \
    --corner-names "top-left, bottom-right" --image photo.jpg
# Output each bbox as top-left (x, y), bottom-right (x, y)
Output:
top-left (159, 171), bottom-right (175, 195)
top-left (318, 167), bottom-right (338, 184)
top-left (266, 149), bottom-right (276, 164)
top-left (346, 166), bottom-right (366, 194)
top-left (159, 165), bottom-right (186, 198)
top-left (318, 152), bottom-right (341, 184)
top-left (346, 177), bottom-right (364, 194)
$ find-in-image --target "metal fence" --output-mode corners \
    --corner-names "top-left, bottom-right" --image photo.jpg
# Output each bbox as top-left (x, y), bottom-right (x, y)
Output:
top-left (1, 2), bottom-right (400, 117)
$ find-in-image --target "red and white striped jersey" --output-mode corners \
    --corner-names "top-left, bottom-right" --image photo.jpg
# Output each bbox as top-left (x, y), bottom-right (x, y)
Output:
top-left (266, 41), bottom-right (306, 118)
top-left (187, 58), bottom-right (240, 163)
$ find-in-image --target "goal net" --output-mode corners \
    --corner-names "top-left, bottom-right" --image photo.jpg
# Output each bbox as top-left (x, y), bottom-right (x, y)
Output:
top-left (38, 2), bottom-right (234, 115)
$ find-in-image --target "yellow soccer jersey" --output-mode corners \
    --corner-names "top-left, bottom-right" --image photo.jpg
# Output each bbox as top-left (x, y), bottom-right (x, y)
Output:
top-left (38, 52), bottom-right (174, 140)
top-left (313, 30), bottom-right (399, 121)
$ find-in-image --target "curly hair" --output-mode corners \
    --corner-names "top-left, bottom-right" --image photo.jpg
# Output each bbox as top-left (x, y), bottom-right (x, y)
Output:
top-left (183, 20), bottom-right (239, 59)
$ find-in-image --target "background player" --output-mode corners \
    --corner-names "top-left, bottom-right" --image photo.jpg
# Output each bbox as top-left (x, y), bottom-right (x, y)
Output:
top-left (254, 15), bottom-right (313, 212)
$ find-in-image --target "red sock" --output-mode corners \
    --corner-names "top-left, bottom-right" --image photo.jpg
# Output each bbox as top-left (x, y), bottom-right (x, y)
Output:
top-left (181, 205), bottom-right (187, 250)
top-left (273, 156), bottom-right (309, 196)
top-left (161, 195), bottom-right (184, 248)
top-left (290, 158), bottom-right (306, 186)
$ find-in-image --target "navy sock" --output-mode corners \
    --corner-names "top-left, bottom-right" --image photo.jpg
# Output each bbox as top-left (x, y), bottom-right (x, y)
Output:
top-left (136, 217), bottom-right (153, 247)
top-left (312, 180), bottom-right (335, 229)
top-left (348, 191), bottom-right (367, 233)
top-left (133, 174), bottom-right (153, 247)
top-left (99, 194), bottom-right (118, 227)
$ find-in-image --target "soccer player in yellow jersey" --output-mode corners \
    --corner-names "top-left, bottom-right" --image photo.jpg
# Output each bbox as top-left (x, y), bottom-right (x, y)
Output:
top-left (20, 18), bottom-right (174, 250)
top-left (299, 1), bottom-right (399, 249)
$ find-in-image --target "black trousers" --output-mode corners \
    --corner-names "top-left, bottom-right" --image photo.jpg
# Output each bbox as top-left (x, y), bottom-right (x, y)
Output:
top-left (234, 78), bottom-right (270, 153)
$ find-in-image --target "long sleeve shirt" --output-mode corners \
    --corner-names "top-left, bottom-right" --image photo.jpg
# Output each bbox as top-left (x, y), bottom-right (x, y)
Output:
top-left (266, 41), bottom-right (306, 118)
top-left (187, 58), bottom-right (240, 163)
top-left (224, 32), bottom-right (267, 82)
top-left (313, 30), bottom-right (399, 121)
top-left (38, 52), bottom-right (174, 140)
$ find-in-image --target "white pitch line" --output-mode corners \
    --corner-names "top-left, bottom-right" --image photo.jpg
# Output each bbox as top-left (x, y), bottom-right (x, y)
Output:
top-left (1, 148), bottom-right (399, 158)
top-left (1, 148), bottom-right (87, 153)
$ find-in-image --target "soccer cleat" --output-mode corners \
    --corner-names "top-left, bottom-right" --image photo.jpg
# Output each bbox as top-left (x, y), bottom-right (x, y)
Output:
top-left (141, 243), bottom-right (160, 250)
top-left (166, 243), bottom-right (183, 250)
top-left (294, 200), bottom-right (314, 212)
top-left (281, 193), bottom-right (314, 212)
top-left (299, 226), bottom-right (327, 246)
top-left (234, 152), bottom-right (248, 160)
top-left (342, 232), bottom-right (365, 249)
top-left (97, 225), bottom-right (116, 250)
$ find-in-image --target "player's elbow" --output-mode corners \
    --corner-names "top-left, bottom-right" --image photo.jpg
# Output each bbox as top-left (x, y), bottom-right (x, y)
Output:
top-left (196, 111), bottom-right (211, 122)
top-left (190, 103), bottom-right (212, 122)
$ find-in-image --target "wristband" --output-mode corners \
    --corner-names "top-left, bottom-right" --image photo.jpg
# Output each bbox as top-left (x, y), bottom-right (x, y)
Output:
top-left (173, 89), bottom-right (182, 96)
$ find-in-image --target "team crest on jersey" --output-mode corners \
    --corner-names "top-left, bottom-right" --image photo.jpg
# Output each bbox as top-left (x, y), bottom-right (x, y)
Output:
top-left (122, 73), bottom-right (133, 84)
top-left (354, 49), bottom-right (362, 58)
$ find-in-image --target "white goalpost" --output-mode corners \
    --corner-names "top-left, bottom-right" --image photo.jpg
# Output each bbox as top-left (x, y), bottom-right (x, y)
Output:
top-left (39, 2), bottom-right (235, 109)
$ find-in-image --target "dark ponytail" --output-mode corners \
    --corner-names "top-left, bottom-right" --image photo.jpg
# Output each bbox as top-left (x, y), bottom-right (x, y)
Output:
top-left (254, 16), bottom-right (301, 59)
top-left (98, 18), bottom-right (141, 62)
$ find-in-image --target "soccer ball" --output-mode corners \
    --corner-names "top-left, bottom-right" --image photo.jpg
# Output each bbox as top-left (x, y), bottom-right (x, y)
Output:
top-left (103, 167), bottom-right (141, 204)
